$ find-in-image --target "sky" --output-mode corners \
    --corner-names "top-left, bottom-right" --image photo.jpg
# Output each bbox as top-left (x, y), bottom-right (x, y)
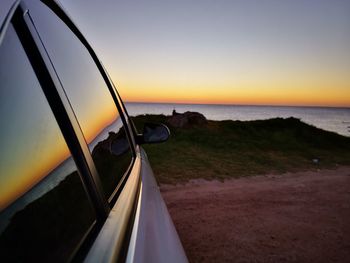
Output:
top-left (59, 0), bottom-right (350, 107)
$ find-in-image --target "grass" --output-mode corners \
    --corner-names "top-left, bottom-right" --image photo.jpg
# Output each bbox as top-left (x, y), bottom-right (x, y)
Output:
top-left (132, 114), bottom-right (350, 184)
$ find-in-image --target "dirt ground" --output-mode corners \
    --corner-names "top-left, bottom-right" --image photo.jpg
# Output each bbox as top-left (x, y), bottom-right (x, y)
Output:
top-left (161, 166), bottom-right (350, 263)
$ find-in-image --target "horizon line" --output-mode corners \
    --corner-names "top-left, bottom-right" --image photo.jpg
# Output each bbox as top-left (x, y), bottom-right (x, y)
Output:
top-left (124, 101), bottom-right (350, 109)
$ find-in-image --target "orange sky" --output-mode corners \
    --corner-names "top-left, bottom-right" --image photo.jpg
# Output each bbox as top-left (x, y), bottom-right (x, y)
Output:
top-left (0, 136), bottom-right (70, 211)
top-left (0, 97), bottom-right (118, 211)
top-left (121, 85), bottom-right (350, 107)
top-left (0, 112), bottom-right (119, 211)
top-left (114, 71), bottom-right (350, 107)
top-left (60, 0), bottom-right (350, 108)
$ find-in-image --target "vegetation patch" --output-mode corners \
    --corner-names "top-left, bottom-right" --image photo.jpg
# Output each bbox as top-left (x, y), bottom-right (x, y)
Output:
top-left (131, 114), bottom-right (350, 184)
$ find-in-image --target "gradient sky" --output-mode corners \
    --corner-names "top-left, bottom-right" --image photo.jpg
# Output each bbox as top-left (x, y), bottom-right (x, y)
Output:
top-left (59, 0), bottom-right (350, 107)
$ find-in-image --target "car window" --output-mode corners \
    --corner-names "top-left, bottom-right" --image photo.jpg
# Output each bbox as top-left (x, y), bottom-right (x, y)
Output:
top-left (28, 0), bottom-right (133, 201)
top-left (0, 23), bottom-right (95, 262)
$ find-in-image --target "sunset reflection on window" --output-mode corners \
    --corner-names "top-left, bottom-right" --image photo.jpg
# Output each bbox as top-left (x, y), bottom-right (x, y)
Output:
top-left (0, 23), bottom-right (95, 262)
top-left (28, 0), bottom-right (133, 201)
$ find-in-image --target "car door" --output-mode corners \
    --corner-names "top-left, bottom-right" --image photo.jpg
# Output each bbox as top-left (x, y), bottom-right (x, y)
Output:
top-left (0, 0), bottom-right (141, 261)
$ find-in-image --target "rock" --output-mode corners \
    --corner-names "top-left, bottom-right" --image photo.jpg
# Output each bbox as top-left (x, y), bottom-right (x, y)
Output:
top-left (167, 111), bottom-right (207, 128)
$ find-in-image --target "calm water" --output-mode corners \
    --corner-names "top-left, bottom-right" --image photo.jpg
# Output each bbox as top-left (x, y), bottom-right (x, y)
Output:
top-left (125, 103), bottom-right (350, 137)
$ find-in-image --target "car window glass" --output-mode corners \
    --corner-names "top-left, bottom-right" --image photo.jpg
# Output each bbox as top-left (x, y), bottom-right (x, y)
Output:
top-left (0, 24), bottom-right (95, 262)
top-left (28, 0), bottom-right (133, 201)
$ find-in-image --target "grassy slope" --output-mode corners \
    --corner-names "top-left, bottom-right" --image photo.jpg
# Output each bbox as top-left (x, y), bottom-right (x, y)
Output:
top-left (132, 114), bottom-right (350, 184)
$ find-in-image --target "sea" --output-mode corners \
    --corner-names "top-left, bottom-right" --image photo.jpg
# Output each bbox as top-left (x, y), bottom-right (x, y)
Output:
top-left (125, 103), bottom-right (350, 137)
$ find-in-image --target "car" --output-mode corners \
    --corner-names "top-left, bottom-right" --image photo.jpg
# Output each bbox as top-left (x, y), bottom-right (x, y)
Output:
top-left (0, 0), bottom-right (188, 262)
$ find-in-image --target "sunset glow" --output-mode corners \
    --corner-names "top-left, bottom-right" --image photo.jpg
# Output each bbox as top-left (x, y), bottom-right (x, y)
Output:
top-left (0, 144), bottom-right (70, 211)
top-left (116, 82), bottom-right (350, 108)
top-left (60, 0), bottom-right (350, 108)
top-left (0, 105), bottom-right (117, 211)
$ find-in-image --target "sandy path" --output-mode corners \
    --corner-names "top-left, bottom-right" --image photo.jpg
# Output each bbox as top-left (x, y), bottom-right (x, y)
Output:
top-left (161, 167), bottom-right (350, 263)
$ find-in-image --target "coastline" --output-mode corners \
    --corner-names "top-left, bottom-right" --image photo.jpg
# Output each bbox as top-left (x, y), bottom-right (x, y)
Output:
top-left (132, 114), bottom-right (350, 184)
top-left (127, 103), bottom-right (350, 137)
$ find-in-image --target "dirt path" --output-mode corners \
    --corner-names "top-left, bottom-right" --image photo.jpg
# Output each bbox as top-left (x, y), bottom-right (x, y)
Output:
top-left (161, 167), bottom-right (350, 263)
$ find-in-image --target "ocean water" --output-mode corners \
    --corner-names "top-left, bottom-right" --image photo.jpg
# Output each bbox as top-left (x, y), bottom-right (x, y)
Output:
top-left (125, 103), bottom-right (350, 137)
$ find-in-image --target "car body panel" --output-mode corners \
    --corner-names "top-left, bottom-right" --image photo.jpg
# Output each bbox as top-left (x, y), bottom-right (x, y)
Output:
top-left (85, 157), bottom-right (141, 263)
top-left (126, 148), bottom-right (188, 263)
